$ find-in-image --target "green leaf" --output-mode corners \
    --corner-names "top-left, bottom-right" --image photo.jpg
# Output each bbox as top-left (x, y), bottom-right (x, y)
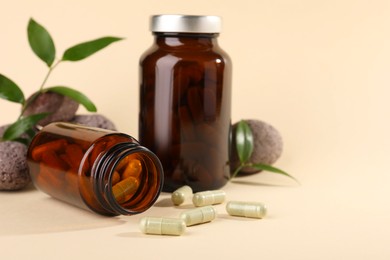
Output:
top-left (235, 120), bottom-right (254, 163)
top-left (25, 128), bottom-right (37, 139)
top-left (61, 37), bottom-right (123, 62)
top-left (27, 18), bottom-right (56, 67)
top-left (12, 137), bottom-right (30, 146)
top-left (2, 113), bottom-right (48, 141)
top-left (0, 74), bottom-right (25, 104)
top-left (45, 86), bottom-right (97, 112)
top-left (250, 163), bottom-right (300, 183)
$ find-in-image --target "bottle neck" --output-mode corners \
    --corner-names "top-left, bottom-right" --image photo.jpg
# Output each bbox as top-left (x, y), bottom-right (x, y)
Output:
top-left (153, 32), bottom-right (219, 49)
top-left (93, 142), bottom-right (163, 216)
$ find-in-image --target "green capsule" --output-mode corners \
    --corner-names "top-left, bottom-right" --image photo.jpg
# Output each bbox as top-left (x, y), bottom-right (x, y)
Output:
top-left (192, 190), bottom-right (226, 207)
top-left (226, 201), bottom-right (267, 219)
top-left (139, 217), bottom-right (186, 236)
top-left (180, 206), bottom-right (217, 226)
top-left (171, 185), bottom-right (193, 206)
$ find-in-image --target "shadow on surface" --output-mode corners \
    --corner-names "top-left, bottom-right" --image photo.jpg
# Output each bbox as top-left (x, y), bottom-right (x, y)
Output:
top-left (0, 193), bottom-right (125, 236)
top-left (153, 197), bottom-right (173, 207)
top-left (231, 179), bottom-right (298, 187)
top-left (116, 231), bottom-right (191, 238)
top-left (153, 195), bottom-right (195, 209)
top-left (217, 213), bottom-right (274, 221)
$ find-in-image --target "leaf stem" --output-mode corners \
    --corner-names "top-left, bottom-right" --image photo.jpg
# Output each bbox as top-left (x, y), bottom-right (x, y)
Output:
top-left (230, 162), bottom-right (300, 184)
top-left (39, 59), bottom-right (61, 91)
top-left (18, 59), bottom-right (62, 120)
top-left (230, 164), bottom-right (246, 180)
top-left (19, 92), bottom-right (38, 119)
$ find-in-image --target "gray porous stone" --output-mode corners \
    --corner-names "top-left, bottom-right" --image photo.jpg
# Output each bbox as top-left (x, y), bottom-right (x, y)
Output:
top-left (22, 92), bottom-right (79, 126)
top-left (71, 114), bottom-right (117, 131)
top-left (231, 119), bottom-right (283, 175)
top-left (0, 141), bottom-right (30, 190)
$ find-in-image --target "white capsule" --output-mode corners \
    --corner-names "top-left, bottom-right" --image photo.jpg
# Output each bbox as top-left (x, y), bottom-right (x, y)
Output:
top-left (171, 185), bottom-right (193, 206)
top-left (192, 190), bottom-right (226, 207)
top-left (139, 217), bottom-right (186, 236)
top-left (226, 201), bottom-right (267, 219)
top-left (180, 206), bottom-right (217, 226)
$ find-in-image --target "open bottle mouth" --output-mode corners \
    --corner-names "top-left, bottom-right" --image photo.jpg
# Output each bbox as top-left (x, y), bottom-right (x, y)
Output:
top-left (94, 143), bottom-right (164, 216)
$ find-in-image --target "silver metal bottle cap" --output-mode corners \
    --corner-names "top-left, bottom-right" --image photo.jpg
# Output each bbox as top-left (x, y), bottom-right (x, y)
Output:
top-left (151, 15), bottom-right (222, 33)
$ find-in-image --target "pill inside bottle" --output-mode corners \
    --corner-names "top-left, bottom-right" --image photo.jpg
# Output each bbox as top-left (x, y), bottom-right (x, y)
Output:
top-left (110, 155), bottom-right (143, 204)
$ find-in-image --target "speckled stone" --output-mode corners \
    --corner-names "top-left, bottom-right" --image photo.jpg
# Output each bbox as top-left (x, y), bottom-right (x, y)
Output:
top-left (230, 119), bottom-right (283, 175)
top-left (22, 92), bottom-right (79, 126)
top-left (0, 141), bottom-right (30, 190)
top-left (71, 114), bottom-right (117, 130)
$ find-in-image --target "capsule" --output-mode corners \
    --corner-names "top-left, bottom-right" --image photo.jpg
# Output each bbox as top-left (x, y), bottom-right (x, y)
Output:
top-left (139, 217), bottom-right (186, 236)
top-left (171, 185), bottom-right (193, 206)
top-left (31, 139), bottom-right (67, 161)
top-left (226, 201), bottom-right (267, 219)
top-left (112, 177), bottom-right (139, 203)
top-left (112, 171), bottom-right (121, 185)
top-left (192, 190), bottom-right (226, 207)
top-left (180, 206), bottom-right (217, 226)
top-left (122, 159), bottom-right (142, 179)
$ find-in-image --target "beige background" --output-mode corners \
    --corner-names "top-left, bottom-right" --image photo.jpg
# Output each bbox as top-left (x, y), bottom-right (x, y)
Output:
top-left (1, 0), bottom-right (389, 259)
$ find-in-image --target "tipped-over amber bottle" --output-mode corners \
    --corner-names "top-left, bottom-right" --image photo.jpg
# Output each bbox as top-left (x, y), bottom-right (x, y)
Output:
top-left (27, 122), bottom-right (164, 216)
top-left (139, 15), bottom-right (232, 192)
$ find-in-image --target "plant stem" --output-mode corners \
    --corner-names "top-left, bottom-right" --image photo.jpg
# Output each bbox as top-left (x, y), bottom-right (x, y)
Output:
top-left (230, 164), bottom-right (246, 180)
top-left (39, 60), bottom-right (61, 91)
top-left (18, 60), bottom-right (62, 119)
top-left (19, 92), bottom-right (38, 119)
top-left (230, 161), bottom-right (300, 184)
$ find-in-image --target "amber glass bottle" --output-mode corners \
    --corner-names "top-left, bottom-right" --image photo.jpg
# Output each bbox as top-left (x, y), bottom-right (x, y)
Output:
top-left (27, 122), bottom-right (164, 216)
top-left (139, 15), bottom-right (232, 192)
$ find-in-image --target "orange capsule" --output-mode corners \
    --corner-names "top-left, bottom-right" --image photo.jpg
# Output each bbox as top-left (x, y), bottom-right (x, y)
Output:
top-left (41, 150), bottom-right (69, 170)
top-left (112, 171), bottom-right (121, 185)
top-left (121, 159), bottom-right (142, 179)
top-left (112, 177), bottom-right (139, 204)
top-left (65, 144), bottom-right (84, 169)
top-left (37, 165), bottom-right (66, 198)
top-left (116, 154), bottom-right (133, 172)
top-left (32, 139), bottom-right (67, 161)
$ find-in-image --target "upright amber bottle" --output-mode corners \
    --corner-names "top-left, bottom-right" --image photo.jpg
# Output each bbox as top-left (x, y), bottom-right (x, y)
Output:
top-left (27, 122), bottom-right (164, 216)
top-left (139, 15), bottom-right (232, 192)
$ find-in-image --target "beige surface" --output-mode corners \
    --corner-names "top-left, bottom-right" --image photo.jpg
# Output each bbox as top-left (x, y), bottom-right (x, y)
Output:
top-left (1, 0), bottom-right (390, 259)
